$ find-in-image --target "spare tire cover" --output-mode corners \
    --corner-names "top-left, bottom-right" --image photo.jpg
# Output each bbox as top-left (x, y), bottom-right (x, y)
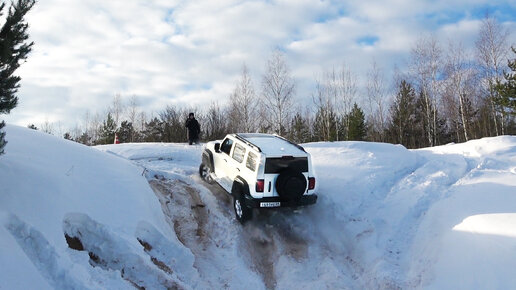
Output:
top-left (275, 169), bottom-right (307, 201)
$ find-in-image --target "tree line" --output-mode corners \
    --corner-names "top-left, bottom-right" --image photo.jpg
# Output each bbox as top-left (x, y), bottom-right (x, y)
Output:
top-left (29, 15), bottom-right (516, 149)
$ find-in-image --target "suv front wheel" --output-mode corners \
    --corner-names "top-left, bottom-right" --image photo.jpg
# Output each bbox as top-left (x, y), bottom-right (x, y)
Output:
top-left (199, 163), bottom-right (213, 184)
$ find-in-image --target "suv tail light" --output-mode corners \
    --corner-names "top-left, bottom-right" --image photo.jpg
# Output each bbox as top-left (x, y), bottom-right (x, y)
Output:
top-left (308, 177), bottom-right (316, 190)
top-left (256, 179), bottom-right (265, 192)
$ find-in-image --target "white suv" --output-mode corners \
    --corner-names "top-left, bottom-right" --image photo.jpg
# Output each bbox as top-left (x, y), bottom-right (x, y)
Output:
top-left (199, 133), bottom-right (317, 223)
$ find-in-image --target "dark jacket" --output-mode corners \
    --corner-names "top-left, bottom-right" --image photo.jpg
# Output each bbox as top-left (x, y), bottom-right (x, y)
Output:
top-left (185, 118), bottom-right (201, 140)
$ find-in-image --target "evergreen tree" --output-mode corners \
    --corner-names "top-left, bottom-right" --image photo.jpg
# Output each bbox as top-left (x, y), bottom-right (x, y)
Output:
top-left (117, 120), bottom-right (134, 143)
top-left (98, 113), bottom-right (116, 144)
top-left (387, 80), bottom-right (417, 148)
top-left (142, 117), bottom-right (164, 142)
top-left (494, 47), bottom-right (516, 116)
top-left (0, 0), bottom-right (35, 155)
top-left (313, 107), bottom-right (338, 141)
top-left (346, 103), bottom-right (366, 141)
top-left (63, 132), bottom-right (73, 140)
top-left (289, 112), bottom-right (311, 143)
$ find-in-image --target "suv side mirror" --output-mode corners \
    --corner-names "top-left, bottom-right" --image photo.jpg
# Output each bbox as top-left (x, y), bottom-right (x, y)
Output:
top-left (214, 143), bottom-right (220, 153)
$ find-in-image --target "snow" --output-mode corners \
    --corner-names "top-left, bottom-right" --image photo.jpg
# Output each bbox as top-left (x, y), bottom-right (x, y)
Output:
top-left (2, 124), bottom-right (516, 289)
top-left (0, 125), bottom-right (196, 289)
top-left (236, 133), bottom-right (306, 156)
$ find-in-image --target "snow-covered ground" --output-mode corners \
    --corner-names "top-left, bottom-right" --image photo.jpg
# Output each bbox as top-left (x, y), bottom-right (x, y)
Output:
top-left (0, 125), bottom-right (199, 289)
top-left (2, 125), bottom-right (516, 289)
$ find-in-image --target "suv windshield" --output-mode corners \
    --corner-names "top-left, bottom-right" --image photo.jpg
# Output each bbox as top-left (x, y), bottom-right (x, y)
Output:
top-left (264, 157), bottom-right (308, 173)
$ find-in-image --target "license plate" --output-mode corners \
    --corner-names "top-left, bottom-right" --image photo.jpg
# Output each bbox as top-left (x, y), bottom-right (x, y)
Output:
top-left (260, 202), bottom-right (280, 208)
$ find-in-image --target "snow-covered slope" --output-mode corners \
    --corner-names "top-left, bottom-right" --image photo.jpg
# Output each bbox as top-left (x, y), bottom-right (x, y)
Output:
top-left (305, 137), bottom-right (516, 288)
top-left (0, 125), bottom-right (198, 289)
top-left (2, 124), bottom-right (516, 289)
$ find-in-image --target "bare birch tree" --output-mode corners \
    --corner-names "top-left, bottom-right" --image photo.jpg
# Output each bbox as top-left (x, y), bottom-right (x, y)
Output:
top-left (443, 41), bottom-right (477, 142)
top-left (366, 59), bottom-right (387, 141)
top-left (337, 63), bottom-right (358, 140)
top-left (312, 75), bottom-right (337, 141)
top-left (261, 50), bottom-right (296, 135)
top-left (126, 95), bottom-right (140, 142)
top-left (311, 64), bottom-right (357, 141)
top-left (204, 102), bottom-right (227, 140)
top-left (127, 96), bottom-right (138, 125)
top-left (409, 36), bottom-right (443, 147)
top-left (110, 93), bottom-right (125, 128)
top-left (475, 14), bottom-right (510, 135)
top-left (228, 64), bottom-right (257, 133)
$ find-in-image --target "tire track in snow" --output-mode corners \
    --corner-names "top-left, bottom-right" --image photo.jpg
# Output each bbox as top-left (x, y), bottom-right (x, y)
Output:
top-left (138, 156), bottom-right (354, 289)
top-left (149, 175), bottom-right (265, 289)
top-left (149, 172), bottom-right (317, 289)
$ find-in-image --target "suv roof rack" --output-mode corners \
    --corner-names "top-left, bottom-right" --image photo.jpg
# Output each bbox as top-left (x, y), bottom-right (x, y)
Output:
top-left (234, 134), bottom-right (262, 152)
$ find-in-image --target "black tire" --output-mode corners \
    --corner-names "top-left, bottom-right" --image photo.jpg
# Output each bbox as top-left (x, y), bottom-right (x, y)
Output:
top-left (275, 169), bottom-right (307, 201)
top-left (199, 163), bottom-right (213, 184)
top-left (233, 189), bottom-right (252, 224)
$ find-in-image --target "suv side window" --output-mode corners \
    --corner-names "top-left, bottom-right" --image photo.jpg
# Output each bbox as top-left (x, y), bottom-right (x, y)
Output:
top-left (220, 138), bottom-right (233, 155)
top-left (232, 143), bottom-right (246, 163)
top-left (246, 152), bottom-right (257, 171)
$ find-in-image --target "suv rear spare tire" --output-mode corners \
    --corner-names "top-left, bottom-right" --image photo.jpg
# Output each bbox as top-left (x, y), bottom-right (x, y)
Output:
top-left (275, 169), bottom-right (307, 201)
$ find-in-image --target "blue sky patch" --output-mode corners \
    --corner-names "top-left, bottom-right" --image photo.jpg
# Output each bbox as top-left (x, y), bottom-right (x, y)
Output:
top-left (357, 35), bottom-right (379, 46)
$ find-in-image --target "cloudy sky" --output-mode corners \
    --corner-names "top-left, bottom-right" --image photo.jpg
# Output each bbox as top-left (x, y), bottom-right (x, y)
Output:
top-left (4, 0), bottom-right (516, 129)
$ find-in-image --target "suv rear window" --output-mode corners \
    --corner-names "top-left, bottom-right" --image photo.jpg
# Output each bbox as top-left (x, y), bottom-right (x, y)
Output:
top-left (265, 157), bottom-right (308, 173)
top-left (246, 152), bottom-right (258, 171)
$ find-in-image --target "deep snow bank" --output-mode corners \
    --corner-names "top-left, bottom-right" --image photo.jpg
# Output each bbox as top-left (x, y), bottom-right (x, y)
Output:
top-left (408, 137), bottom-right (516, 289)
top-left (305, 137), bottom-right (516, 288)
top-left (0, 125), bottom-right (196, 289)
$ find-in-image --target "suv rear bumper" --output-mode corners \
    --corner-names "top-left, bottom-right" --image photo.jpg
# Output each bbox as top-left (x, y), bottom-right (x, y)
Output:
top-left (243, 194), bottom-right (317, 208)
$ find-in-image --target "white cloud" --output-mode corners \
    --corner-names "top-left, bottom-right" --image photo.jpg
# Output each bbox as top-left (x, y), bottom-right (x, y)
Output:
top-left (2, 0), bottom-right (516, 129)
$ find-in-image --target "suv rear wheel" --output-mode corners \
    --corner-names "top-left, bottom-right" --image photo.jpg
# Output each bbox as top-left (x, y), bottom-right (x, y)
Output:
top-left (233, 190), bottom-right (252, 224)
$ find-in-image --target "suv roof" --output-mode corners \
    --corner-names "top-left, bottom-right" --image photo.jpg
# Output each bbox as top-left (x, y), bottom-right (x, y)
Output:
top-left (234, 133), bottom-right (306, 156)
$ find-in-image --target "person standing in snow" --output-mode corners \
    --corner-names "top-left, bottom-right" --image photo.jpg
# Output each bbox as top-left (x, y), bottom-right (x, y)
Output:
top-left (185, 112), bottom-right (201, 145)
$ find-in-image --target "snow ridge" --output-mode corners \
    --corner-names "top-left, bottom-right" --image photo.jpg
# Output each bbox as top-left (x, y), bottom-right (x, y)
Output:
top-left (4, 213), bottom-right (87, 289)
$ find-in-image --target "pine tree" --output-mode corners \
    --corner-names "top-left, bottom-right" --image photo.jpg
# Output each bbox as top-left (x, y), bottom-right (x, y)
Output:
top-left (494, 47), bottom-right (516, 116)
top-left (117, 120), bottom-right (134, 143)
top-left (346, 103), bottom-right (366, 141)
top-left (289, 112), bottom-right (311, 143)
top-left (387, 80), bottom-right (417, 148)
top-left (142, 117), bottom-right (164, 142)
top-left (0, 0), bottom-right (35, 155)
top-left (313, 107), bottom-right (338, 141)
top-left (98, 113), bottom-right (116, 144)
